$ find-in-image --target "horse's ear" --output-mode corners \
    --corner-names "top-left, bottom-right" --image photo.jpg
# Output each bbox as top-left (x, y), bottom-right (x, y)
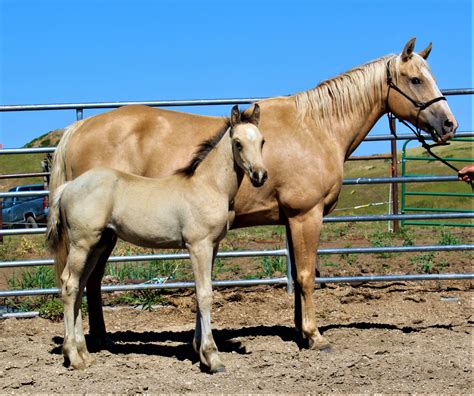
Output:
top-left (401, 37), bottom-right (416, 62)
top-left (418, 42), bottom-right (432, 60)
top-left (231, 105), bottom-right (241, 126)
top-left (249, 104), bottom-right (260, 126)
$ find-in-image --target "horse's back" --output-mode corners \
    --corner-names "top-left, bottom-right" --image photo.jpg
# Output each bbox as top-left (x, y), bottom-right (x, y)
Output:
top-left (66, 105), bottom-right (226, 179)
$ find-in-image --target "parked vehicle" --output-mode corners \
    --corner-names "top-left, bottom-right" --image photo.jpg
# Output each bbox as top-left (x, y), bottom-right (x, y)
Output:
top-left (1, 184), bottom-right (48, 228)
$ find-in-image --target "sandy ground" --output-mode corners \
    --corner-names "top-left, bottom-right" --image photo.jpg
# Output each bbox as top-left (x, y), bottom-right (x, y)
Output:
top-left (0, 281), bottom-right (472, 394)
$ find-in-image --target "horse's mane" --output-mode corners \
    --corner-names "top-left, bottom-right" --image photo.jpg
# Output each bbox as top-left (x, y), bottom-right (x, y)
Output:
top-left (177, 110), bottom-right (258, 177)
top-left (295, 54), bottom-right (397, 128)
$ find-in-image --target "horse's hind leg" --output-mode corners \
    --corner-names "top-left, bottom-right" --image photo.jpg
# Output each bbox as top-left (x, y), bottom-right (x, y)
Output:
top-left (188, 240), bottom-right (225, 373)
top-left (61, 245), bottom-right (90, 369)
top-left (85, 231), bottom-right (117, 350)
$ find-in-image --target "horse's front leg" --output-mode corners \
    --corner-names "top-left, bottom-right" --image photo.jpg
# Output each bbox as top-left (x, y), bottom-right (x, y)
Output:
top-left (187, 240), bottom-right (225, 373)
top-left (286, 205), bottom-right (330, 350)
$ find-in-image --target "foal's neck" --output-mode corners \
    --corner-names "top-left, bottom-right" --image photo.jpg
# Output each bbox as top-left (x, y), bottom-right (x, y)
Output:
top-left (193, 131), bottom-right (242, 201)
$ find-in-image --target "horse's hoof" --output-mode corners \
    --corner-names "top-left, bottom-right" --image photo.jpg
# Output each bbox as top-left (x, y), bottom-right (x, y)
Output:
top-left (308, 336), bottom-right (331, 351)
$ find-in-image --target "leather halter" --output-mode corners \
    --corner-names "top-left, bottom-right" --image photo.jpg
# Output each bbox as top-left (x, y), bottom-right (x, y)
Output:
top-left (385, 59), bottom-right (469, 187)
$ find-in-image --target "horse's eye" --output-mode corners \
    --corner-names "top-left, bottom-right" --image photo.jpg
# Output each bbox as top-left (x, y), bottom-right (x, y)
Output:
top-left (235, 141), bottom-right (243, 151)
top-left (261, 139), bottom-right (266, 147)
top-left (410, 77), bottom-right (421, 85)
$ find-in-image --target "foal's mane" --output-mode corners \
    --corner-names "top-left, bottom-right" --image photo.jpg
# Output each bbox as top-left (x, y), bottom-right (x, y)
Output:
top-left (176, 111), bottom-right (256, 177)
top-left (295, 55), bottom-right (396, 128)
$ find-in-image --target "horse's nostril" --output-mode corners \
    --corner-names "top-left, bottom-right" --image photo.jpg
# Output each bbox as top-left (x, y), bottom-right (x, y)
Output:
top-left (444, 119), bottom-right (453, 128)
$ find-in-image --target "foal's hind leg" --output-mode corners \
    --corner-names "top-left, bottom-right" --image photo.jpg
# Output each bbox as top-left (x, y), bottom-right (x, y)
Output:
top-left (61, 246), bottom-right (90, 369)
top-left (188, 240), bottom-right (225, 373)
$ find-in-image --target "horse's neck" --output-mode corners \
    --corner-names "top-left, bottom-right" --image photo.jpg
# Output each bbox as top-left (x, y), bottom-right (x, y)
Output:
top-left (193, 132), bottom-right (241, 200)
top-left (299, 57), bottom-right (390, 159)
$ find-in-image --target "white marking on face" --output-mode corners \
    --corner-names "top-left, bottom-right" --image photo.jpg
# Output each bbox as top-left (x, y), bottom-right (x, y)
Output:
top-left (246, 127), bottom-right (257, 141)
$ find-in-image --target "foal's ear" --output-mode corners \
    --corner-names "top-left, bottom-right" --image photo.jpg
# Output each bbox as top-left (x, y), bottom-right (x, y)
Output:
top-left (249, 104), bottom-right (260, 126)
top-left (401, 37), bottom-right (416, 62)
top-left (231, 105), bottom-right (241, 126)
top-left (418, 42), bottom-right (432, 60)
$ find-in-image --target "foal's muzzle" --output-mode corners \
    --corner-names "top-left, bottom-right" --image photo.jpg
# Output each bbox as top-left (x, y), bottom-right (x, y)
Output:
top-left (250, 169), bottom-right (268, 187)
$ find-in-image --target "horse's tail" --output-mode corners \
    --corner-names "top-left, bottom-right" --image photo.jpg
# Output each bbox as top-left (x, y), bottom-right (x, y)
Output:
top-left (47, 119), bottom-right (84, 284)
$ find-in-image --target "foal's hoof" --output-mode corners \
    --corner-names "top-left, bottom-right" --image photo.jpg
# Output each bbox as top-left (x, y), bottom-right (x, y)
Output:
top-left (210, 365), bottom-right (226, 374)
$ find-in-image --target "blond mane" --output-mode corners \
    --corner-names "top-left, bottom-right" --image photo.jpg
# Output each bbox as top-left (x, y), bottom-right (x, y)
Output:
top-left (295, 55), bottom-right (397, 129)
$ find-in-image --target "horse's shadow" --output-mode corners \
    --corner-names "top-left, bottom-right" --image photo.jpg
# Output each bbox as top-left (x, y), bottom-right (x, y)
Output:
top-left (50, 324), bottom-right (301, 364)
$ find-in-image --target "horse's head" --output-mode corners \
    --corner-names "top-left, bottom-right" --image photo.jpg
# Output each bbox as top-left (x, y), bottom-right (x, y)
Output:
top-left (230, 104), bottom-right (267, 187)
top-left (387, 37), bottom-right (458, 143)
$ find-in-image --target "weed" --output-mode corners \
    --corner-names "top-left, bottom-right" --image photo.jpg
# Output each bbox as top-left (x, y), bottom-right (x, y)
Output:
top-left (321, 260), bottom-right (339, 268)
top-left (397, 227), bottom-right (414, 247)
top-left (8, 266), bottom-right (56, 290)
top-left (369, 230), bottom-right (394, 258)
top-left (112, 290), bottom-right (168, 310)
top-left (409, 252), bottom-right (436, 273)
top-left (212, 258), bottom-right (225, 279)
top-left (38, 298), bottom-right (64, 321)
top-left (438, 229), bottom-right (461, 246)
top-left (259, 255), bottom-right (286, 278)
top-left (341, 244), bottom-right (358, 265)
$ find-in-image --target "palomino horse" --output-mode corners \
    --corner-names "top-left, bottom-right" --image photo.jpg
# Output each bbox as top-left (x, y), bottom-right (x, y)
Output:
top-left (47, 105), bottom-right (266, 371)
top-left (48, 38), bottom-right (457, 354)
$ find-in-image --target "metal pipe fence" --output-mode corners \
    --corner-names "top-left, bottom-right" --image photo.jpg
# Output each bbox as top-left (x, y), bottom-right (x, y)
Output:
top-left (1, 93), bottom-right (473, 306)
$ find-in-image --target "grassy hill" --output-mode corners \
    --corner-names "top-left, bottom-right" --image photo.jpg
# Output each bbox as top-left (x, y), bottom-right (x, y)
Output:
top-left (1, 130), bottom-right (473, 219)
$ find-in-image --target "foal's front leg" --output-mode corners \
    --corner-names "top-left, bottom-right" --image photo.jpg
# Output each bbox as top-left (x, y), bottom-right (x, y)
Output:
top-left (187, 240), bottom-right (225, 373)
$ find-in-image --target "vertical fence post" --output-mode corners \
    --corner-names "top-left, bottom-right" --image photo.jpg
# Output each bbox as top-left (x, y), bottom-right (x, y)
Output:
top-left (390, 120), bottom-right (400, 232)
top-left (76, 108), bottom-right (83, 121)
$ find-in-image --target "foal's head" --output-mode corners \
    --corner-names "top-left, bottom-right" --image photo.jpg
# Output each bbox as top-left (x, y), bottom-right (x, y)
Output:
top-left (230, 104), bottom-right (267, 187)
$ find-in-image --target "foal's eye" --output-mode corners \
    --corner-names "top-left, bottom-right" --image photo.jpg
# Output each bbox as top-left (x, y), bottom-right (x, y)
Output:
top-left (235, 141), bottom-right (243, 151)
top-left (410, 77), bottom-right (422, 85)
top-left (261, 140), bottom-right (266, 148)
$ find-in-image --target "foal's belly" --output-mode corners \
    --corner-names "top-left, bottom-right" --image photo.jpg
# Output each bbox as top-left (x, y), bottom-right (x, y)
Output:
top-left (109, 213), bottom-right (186, 250)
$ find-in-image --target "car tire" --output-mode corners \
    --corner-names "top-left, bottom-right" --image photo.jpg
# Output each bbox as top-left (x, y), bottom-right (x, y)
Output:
top-left (25, 216), bottom-right (38, 228)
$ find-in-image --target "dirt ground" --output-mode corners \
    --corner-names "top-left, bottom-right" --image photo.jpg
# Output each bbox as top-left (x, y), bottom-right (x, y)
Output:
top-left (1, 280), bottom-right (472, 394)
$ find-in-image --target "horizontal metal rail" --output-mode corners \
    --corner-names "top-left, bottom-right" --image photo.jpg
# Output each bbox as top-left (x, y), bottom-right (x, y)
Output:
top-left (0, 172), bottom-right (49, 180)
top-left (0, 175), bottom-right (464, 200)
top-left (0, 88), bottom-right (471, 113)
top-left (1, 244), bottom-right (472, 269)
top-left (1, 272), bottom-right (473, 299)
top-left (1, 133), bottom-right (473, 154)
top-left (2, 212), bottom-right (473, 237)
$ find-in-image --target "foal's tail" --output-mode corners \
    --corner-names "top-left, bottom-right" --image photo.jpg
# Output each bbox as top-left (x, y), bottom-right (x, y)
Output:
top-left (46, 120), bottom-right (84, 284)
top-left (46, 183), bottom-right (70, 285)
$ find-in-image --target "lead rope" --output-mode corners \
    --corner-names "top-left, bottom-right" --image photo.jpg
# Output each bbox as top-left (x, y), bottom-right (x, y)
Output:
top-left (387, 113), bottom-right (473, 190)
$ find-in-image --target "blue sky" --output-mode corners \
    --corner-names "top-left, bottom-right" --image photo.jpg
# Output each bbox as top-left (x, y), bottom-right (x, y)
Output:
top-left (0, 0), bottom-right (472, 155)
